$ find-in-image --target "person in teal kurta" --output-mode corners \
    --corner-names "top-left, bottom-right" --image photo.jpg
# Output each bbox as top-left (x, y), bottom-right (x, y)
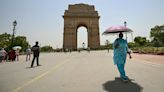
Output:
top-left (113, 32), bottom-right (132, 82)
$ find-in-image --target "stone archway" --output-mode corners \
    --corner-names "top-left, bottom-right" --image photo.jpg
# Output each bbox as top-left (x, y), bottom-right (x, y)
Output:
top-left (63, 3), bottom-right (100, 50)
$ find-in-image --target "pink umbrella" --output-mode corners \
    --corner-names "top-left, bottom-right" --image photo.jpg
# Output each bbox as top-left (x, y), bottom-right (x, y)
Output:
top-left (103, 25), bottom-right (133, 35)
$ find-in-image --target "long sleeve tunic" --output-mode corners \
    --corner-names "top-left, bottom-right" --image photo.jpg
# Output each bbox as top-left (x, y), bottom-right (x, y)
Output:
top-left (113, 38), bottom-right (128, 65)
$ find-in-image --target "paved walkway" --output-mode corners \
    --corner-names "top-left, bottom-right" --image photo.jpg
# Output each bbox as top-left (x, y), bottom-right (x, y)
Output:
top-left (0, 50), bottom-right (164, 92)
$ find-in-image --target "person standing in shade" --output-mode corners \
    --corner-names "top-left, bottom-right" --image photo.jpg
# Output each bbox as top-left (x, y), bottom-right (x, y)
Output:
top-left (31, 41), bottom-right (40, 68)
top-left (113, 32), bottom-right (132, 82)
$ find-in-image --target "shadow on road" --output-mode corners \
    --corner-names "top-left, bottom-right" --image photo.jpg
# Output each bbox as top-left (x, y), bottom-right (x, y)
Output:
top-left (103, 77), bottom-right (143, 92)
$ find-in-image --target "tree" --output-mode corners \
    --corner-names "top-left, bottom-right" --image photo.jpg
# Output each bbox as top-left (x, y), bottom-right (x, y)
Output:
top-left (150, 25), bottom-right (164, 47)
top-left (14, 36), bottom-right (29, 52)
top-left (40, 45), bottom-right (54, 52)
top-left (0, 33), bottom-right (12, 50)
top-left (0, 33), bottom-right (29, 52)
top-left (128, 42), bottom-right (135, 48)
top-left (134, 36), bottom-right (147, 46)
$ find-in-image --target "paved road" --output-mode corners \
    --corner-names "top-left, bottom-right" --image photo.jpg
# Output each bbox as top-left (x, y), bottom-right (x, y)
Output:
top-left (0, 51), bottom-right (164, 92)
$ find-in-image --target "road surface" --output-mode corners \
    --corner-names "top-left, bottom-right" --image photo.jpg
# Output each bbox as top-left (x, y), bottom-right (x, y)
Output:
top-left (0, 50), bottom-right (164, 92)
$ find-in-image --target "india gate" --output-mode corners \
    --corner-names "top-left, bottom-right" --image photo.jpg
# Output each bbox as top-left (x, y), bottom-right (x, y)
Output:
top-left (63, 3), bottom-right (100, 50)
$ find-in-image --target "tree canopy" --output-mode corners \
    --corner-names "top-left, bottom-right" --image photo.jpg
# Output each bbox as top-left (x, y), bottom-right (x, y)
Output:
top-left (0, 33), bottom-right (12, 49)
top-left (134, 36), bottom-right (147, 46)
top-left (0, 33), bottom-right (29, 52)
top-left (150, 25), bottom-right (164, 47)
top-left (40, 45), bottom-right (54, 52)
top-left (14, 36), bottom-right (29, 51)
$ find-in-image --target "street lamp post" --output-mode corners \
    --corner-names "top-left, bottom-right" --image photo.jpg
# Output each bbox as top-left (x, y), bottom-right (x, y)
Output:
top-left (124, 21), bottom-right (127, 40)
top-left (106, 40), bottom-right (110, 53)
top-left (11, 20), bottom-right (17, 48)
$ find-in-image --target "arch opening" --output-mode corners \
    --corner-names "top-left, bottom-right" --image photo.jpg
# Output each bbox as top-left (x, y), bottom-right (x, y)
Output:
top-left (77, 26), bottom-right (88, 49)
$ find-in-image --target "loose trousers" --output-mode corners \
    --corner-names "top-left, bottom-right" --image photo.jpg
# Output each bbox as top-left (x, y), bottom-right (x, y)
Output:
top-left (117, 64), bottom-right (127, 78)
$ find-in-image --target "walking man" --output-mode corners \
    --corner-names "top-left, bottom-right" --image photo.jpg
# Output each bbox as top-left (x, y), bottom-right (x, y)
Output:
top-left (31, 41), bottom-right (40, 68)
top-left (113, 32), bottom-right (132, 82)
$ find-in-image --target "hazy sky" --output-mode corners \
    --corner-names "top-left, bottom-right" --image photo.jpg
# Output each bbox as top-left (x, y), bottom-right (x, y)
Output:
top-left (0, 0), bottom-right (164, 48)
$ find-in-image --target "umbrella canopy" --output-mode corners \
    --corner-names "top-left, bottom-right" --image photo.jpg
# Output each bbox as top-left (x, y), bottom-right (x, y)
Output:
top-left (13, 46), bottom-right (22, 50)
top-left (103, 25), bottom-right (133, 35)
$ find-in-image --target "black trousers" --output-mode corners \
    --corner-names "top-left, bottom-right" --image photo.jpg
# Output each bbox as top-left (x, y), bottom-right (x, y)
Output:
top-left (31, 56), bottom-right (39, 67)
